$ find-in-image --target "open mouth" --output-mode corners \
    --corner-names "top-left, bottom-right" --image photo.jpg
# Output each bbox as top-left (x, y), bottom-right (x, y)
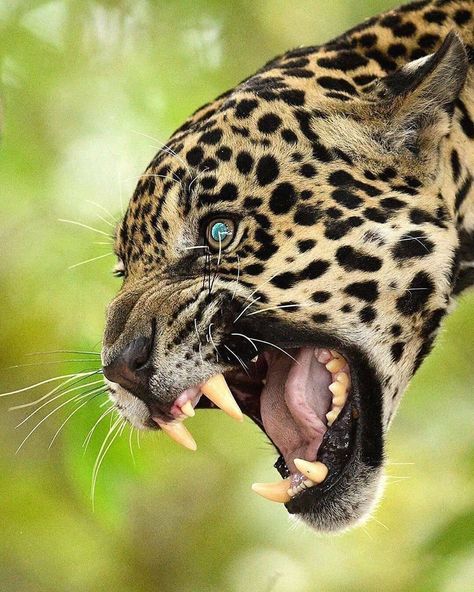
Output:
top-left (151, 345), bottom-right (357, 507)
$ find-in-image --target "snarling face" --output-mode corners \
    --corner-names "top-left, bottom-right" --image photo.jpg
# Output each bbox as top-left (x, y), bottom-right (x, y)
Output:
top-left (101, 34), bottom-right (467, 531)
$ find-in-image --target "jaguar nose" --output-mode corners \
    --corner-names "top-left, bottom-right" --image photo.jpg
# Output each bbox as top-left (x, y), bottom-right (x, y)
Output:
top-left (102, 335), bottom-right (153, 391)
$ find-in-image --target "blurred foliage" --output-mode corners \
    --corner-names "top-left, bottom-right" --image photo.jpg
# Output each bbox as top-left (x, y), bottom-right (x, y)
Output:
top-left (0, 1), bottom-right (473, 591)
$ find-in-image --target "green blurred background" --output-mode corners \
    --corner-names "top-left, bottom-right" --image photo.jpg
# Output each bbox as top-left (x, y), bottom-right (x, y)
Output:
top-left (1, 1), bottom-right (473, 590)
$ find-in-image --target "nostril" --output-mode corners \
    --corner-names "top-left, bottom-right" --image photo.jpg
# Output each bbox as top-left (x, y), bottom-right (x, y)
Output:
top-left (122, 335), bottom-right (153, 373)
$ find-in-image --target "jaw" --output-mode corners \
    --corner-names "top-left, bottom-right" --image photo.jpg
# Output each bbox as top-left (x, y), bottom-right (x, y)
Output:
top-left (105, 313), bottom-right (386, 533)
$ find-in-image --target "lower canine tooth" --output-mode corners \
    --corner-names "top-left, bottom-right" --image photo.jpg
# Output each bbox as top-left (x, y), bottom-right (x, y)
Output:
top-left (201, 374), bottom-right (243, 422)
top-left (181, 400), bottom-right (195, 417)
top-left (160, 421), bottom-right (197, 451)
top-left (294, 458), bottom-right (328, 484)
top-left (251, 478), bottom-right (291, 503)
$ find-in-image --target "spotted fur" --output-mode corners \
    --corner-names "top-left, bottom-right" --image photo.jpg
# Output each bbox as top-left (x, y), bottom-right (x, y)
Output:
top-left (102, 0), bottom-right (474, 531)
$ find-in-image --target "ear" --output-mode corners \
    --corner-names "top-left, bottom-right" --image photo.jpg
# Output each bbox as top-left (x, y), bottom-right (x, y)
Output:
top-left (377, 31), bottom-right (468, 155)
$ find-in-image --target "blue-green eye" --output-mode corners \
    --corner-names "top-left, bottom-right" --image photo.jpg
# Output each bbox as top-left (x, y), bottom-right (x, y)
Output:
top-left (206, 218), bottom-right (236, 250)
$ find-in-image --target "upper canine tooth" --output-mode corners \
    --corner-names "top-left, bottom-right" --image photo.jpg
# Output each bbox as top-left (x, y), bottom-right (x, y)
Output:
top-left (159, 421), bottom-right (197, 451)
top-left (251, 478), bottom-right (292, 503)
top-left (326, 357), bottom-right (346, 373)
top-left (180, 400), bottom-right (195, 417)
top-left (201, 374), bottom-right (243, 422)
top-left (294, 458), bottom-right (328, 484)
top-left (326, 407), bottom-right (342, 426)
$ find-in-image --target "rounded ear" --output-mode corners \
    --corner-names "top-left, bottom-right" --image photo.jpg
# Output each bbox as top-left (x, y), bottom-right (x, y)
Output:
top-left (377, 31), bottom-right (469, 154)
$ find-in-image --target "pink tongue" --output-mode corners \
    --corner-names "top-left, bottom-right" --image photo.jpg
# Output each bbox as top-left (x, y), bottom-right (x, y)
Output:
top-left (260, 347), bottom-right (332, 472)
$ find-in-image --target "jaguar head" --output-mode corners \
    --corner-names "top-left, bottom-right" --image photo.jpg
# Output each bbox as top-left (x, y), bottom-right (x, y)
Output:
top-left (101, 34), bottom-right (468, 532)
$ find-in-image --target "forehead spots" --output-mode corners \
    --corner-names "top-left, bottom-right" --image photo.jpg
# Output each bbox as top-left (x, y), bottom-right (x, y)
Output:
top-left (294, 205), bottom-right (321, 226)
top-left (186, 146), bottom-right (204, 166)
top-left (269, 183), bottom-right (297, 215)
top-left (317, 51), bottom-right (369, 71)
top-left (344, 280), bottom-right (379, 302)
top-left (235, 98), bottom-right (259, 118)
top-left (258, 113), bottom-right (282, 133)
top-left (336, 245), bottom-right (383, 272)
top-left (236, 152), bottom-right (254, 174)
top-left (256, 155), bottom-right (279, 186)
top-left (396, 272), bottom-right (435, 316)
top-left (392, 231), bottom-right (434, 260)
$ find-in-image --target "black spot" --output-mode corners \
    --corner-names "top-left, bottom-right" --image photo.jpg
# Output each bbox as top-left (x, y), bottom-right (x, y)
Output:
top-left (332, 188), bottom-right (363, 209)
top-left (317, 51), bottom-right (369, 72)
top-left (255, 243), bottom-right (279, 261)
top-left (353, 74), bottom-right (377, 85)
top-left (380, 197), bottom-right (406, 209)
top-left (218, 183), bottom-right (238, 202)
top-left (244, 264), bottom-right (264, 275)
top-left (454, 9), bottom-right (471, 25)
top-left (393, 22), bottom-right (417, 38)
top-left (258, 113), bottom-right (282, 133)
top-left (300, 163), bottom-right (317, 178)
top-left (285, 68), bottom-right (314, 78)
top-left (451, 149), bottom-right (461, 183)
top-left (326, 207), bottom-right (343, 219)
top-left (364, 208), bottom-right (388, 223)
top-left (344, 280), bottom-right (379, 302)
top-left (392, 230), bottom-right (434, 259)
top-left (256, 155), bottom-right (279, 186)
top-left (279, 89), bottom-right (306, 105)
top-left (271, 272), bottom-right (297, 289)
top-left (281, 129), bottom-right (298, 143)
top-left (388, 43), bottom-right (407, 58)
top-left (200, 176), bottom-right (217, 190)
top-left (358, 33), bottom-right (377, 48)
top-left (455, 175), bottom-right (472, 211)
top-left (311, 291), bottom-right (331, 303)
top-left (336, 245), bottom-right (383, 272)
top-left (200, 128), bottom-right (223, 145)
top-left (396, 271), bottom-right (434, 316)
top-left (186, 146), bottom-right (204, 166)
top-left (317, 76), bottom-right (357, 95)
top-left (300, 260), bottom-right (330, 280)
top-left (294, 206), bottom-right (321, 226)
top-left (312, 313), bottom-right (329, 323)
top-left (340, 304), bottom-right (352, 313)
top-left (379, 167), bottom-right (397, 181)
top-left (297, 239), bottom-right (316, 252)
top-left (236, 151), bottom-right (254, 174)
top-left (391, 342), bottom-right (405, 362)
top-left (243, 196), bottom-right (262, 209)
top-left (359, 306), bottom-right (376, 323)
top-left (269, 183), bottom-right (297, 214)
top-left (235, 99), bottom-right (259, 118)
top-left (329, 169), bottom-right (353, 187)
top-left (391, 324), bottom-right (402, 337)
top-left (423, 10), bottom-right (446, 25)
top-left (418, 33), bottom-right (439, 50)
top-left (216, 146), bottom-right (232, 161)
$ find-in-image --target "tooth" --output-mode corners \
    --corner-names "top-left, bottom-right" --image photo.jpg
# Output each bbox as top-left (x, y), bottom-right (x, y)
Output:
top-left (335, 371), bottom-right (350, 388)
top-left (181, 400), bottom-right (195, 417)
top-left (326, 407), bottom-right (342, 426)
top-left (201, 374), bottom-right (243, 422)
top-left (328, 381), bottom-right (348, 407)
top-left (294, 458), bottom-right (328, 484)
top-left (251, 478), bottom-right (291, 503)
top-left (326, 357), bottom-right (346, 373)
top-left (160, 421), bottom-right (197, 451)
top-left (316, 349), bottom-right (331, 364)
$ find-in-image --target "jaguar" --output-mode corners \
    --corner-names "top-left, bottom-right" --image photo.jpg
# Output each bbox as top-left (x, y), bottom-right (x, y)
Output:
top-left (101, 0), bottom-right (474, 532)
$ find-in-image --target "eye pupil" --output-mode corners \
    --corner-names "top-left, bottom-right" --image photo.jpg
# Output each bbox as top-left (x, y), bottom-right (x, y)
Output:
top-left (211, 221), bottom-right (230, 242)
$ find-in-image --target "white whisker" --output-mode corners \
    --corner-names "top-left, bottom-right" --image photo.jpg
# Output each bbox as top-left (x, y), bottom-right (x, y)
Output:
top-left (58, 219), bottom-right (111, 237)
top-left (68, 252), bottom-right (113, 270)
top-left (83, 405), bottom-right (114, 451)
top-left (233, 297), bottom-right (261, 324)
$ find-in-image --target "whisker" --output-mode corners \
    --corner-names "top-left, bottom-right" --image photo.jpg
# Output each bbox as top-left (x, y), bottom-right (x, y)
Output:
top-left (14, 379), bottom-right (104, 424)
top-left (233, 297), bottom-right (261, 324)
top-left (68, 252), bottom-right (113, 270)
top-left (245, 303), bottom-right (312, 317)
top-left (0, 371), bottom-right (98, 398)
top-left (48, 389), bottom-right (107, 448)
top-left (194, 320), bottom-right (204, 365)
top-left (83, 405), bottom-right (114, 451)
top-left (25, 350), bottom-right (101, 357)
top-left (224, 345), bottom-right (249, 375)
top-left (231, 254), bottom-right (241, 300)
top-left (230, 332), bottom-right (258, 352)
top-left (15, 387), bottom-right (102, 453)
top-left (4, 359), bottom-right (101, 370)
top-left (86, 200), bottom-right (119, 224)
top-left (131, 130), bottom-right (190, 172)
top-left (208, 323), bottom-right (219, 361)
top-left (10, 371), bottom-right (102, 410)
top-left (91, 416), bottom-right (123, 509)
top-left (128, 425), bottom-right (136, 465)
top-left (240, 336), bottom-right (299, 364)
top-left (243, 272), bottom-right (280, 305)
top-left (58, 219), bottom-right (111, 238)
